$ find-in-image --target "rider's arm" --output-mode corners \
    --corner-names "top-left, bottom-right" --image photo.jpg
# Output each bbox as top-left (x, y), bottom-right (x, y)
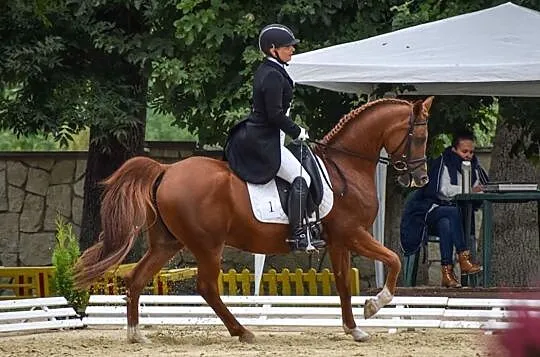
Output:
top-left (262, 72), bottom-right (301, 139)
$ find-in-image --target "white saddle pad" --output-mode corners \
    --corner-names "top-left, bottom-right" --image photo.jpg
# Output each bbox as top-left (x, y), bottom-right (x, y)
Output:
top-left (246, 155), bottom-right (334, 224)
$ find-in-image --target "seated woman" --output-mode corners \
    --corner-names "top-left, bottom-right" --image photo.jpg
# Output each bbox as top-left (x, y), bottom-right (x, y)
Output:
top-left (401, 130), bottom-right (489, 288)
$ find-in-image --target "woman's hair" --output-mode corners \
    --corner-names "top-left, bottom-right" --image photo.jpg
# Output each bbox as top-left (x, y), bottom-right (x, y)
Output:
top-left (451, 129), bottom-right (476, 148)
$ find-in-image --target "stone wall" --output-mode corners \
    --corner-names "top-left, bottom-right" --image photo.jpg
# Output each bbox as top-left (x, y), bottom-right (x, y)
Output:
top-left (0, 142), bottom-right (209, 268)
top-left (0, 153), bottom-right (87, 266)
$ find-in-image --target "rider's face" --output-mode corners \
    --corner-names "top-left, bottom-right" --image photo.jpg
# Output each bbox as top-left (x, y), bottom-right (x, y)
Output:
top-left (272, 45), bottom-right (295, 63)
top-left (452, 139), bottom-right (475, 161)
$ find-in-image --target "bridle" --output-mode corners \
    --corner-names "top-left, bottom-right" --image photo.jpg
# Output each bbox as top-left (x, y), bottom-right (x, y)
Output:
top-left (308, 111), bottom-right (428, 196)
top-left (385, 112), bottom-right (428, 173)
top-left (311, 112), bottom-right (427, 171)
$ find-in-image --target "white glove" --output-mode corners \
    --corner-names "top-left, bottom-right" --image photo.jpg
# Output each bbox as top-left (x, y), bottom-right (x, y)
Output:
top-left (297, 127), bottom-right (309, 141)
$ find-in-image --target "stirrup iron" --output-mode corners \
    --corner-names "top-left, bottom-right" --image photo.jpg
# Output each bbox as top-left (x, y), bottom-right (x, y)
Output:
top-left (304, 225), bottom-right (316, 252)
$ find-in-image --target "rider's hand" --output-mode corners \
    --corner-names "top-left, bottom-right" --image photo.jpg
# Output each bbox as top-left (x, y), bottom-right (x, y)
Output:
top-left (472, 185), bottom-right (484, 193)
top-left (297, 127), bottom-right (309, 141)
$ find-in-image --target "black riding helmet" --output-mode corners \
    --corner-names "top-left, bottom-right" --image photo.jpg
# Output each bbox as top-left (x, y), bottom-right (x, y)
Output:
top-left (258, 24), bottom-right (300, 64)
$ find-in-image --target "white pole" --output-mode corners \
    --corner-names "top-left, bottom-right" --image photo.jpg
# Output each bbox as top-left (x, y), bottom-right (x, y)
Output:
top-left (373, 148), bottom-right (388, 288)
top-left (253, 254), bottom-right (266, 296)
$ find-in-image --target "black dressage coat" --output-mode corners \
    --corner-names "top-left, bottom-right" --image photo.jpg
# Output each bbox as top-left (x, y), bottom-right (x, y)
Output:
top-left (224, 59), bottom-right (301, 184)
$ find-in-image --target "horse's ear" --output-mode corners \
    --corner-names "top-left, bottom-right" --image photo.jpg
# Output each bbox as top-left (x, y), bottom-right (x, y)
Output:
top-left (412, 100), bottom-right (423, 117)
top-left (422, 96), bottom-right (434, 113)
top-left (413, 96), bottom-right (434, 118)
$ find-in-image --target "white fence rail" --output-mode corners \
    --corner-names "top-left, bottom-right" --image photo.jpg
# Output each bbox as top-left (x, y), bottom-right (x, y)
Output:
top-left (83, 295), bottom-right (540, 331)
top-left (0, 297), bottom-right (83, 333)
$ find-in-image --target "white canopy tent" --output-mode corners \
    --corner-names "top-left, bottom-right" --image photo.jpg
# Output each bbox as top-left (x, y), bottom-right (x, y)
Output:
top-left (288, 2), bottom-right (540, 96)
top-left (253, 2), bottom-right (540, 292)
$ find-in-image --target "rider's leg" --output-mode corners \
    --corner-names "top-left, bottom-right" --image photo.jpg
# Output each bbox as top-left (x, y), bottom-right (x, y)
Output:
top-left (276, 148), bottom-right (325, 250)
top-left (276, 145), bottom-right (311, 187)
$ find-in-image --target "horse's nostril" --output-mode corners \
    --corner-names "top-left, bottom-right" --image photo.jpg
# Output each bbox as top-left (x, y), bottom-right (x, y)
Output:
top-left (421, 176), bottom-right (429, 185)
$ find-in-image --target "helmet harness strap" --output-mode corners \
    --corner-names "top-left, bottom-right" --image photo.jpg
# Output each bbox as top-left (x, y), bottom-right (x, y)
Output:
top-left (270, 44), bottom-right (288, 66)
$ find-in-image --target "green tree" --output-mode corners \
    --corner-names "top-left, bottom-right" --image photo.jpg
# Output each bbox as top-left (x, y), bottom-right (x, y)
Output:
top-left (0, 108), bottom-right (195, 150)
top-left (0, 0), bottom-right (184, 250)
top-left (52, 216), bottom-right (89, 312)
top-left (159, 0), bottom-right (501, 157)
top-left (154, 0), bottom-right (406, 145)
top-left (145, 108), bottom-right (197, 141)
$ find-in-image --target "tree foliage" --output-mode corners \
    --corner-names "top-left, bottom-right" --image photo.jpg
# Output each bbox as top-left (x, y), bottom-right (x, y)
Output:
top-left (0, 0), bottom-right (185, 148)
top-left (3, 0), bottom-right (533, 153)
top-left (152, 0), bottom-right (405, 145)
top-left (153, 0), bottom-right (515, 158)
top-left (0, 108), bottom-right (195, 151)
top-left (1, 0), bottom-right (187, 249)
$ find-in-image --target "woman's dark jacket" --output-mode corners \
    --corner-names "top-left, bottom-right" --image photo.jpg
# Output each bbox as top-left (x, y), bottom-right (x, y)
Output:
top-left (400, 147), bottom-right (489, 256)
top-left (224, 59), bottom-right (301, 184)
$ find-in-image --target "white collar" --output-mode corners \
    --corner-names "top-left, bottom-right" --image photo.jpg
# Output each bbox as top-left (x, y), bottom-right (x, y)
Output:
top-left (266, 56), bottom-right (286, 68)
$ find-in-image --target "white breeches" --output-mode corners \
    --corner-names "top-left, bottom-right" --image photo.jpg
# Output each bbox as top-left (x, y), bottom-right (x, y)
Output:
top-left (276, 146), bottom-right (311, 187)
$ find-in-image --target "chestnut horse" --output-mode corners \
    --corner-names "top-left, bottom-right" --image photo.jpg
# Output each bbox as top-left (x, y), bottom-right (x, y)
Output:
top-left (74, 97), bottom-right (433, 343)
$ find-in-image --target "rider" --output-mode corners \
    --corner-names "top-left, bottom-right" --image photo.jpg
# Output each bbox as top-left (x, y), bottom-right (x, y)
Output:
top-left (224, 24), bottom-right (326, 251)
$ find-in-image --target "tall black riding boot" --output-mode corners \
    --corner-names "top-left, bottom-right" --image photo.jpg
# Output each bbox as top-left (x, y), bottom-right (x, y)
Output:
top-left (287, 177), bottom-right (326, 251)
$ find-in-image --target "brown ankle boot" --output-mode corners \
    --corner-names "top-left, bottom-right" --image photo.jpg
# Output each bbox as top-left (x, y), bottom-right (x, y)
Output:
top-left (457, 250), bottom-right (482, 275)
top-left (441, 265), bottom-right (461, 288)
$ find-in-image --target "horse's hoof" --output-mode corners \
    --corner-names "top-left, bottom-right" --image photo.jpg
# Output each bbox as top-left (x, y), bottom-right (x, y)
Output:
top-left (238, 330), bottom-right (255, 343)
top-left (364, 298), bottom-right (380, 319)
top-left (127, 326), bottom-right (150, 343)
top-left (343, 325), bottom-right (370, 342)
top-left (127, 334), bottom-right (150, 344)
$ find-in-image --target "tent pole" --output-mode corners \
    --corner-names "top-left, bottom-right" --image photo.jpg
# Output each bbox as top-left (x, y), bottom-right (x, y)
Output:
top-left (254, 253), bottom-right (266, 296)
top-left (373, 148), bottom-right (388, 289)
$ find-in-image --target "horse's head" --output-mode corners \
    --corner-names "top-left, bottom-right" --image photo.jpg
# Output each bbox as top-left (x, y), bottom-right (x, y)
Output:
top-left (385, 96), bottom-right (433, 188)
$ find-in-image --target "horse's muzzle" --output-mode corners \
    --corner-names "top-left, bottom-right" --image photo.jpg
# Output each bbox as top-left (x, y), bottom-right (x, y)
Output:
top-left (397, 172), bottom-right (429, 188)
top-left (414, 174), bottom-right (429, 187)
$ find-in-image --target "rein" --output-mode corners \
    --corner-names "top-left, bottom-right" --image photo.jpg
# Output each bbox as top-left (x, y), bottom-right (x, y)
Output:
top-left (308, 138), bottom-right (391, 165)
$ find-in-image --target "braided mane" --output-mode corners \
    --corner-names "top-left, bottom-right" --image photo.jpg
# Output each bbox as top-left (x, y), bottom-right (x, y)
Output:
top-left (321, 98), bottom-right (412, 145)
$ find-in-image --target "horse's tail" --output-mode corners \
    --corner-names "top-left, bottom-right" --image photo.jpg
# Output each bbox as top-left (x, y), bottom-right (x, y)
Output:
top-left (74, 156), bottom-right (168, 289)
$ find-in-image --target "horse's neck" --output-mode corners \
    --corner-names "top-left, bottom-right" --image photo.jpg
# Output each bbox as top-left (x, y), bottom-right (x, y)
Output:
top-left (332, 111), bottom-right (388, 160)
top-left (323, 105), bottom-right (410, 184)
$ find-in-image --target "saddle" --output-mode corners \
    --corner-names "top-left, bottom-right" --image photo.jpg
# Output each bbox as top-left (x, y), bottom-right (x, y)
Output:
top-left (245, 142), bottom-right (334, 225)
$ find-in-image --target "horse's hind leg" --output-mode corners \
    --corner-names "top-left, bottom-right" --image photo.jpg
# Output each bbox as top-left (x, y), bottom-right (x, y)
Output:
top-left (192, 246), bottom-right (255, 343)
top-left (345, 227), bottom-right (401, 319)
top-left (328, 245), bottom-right (369, 342)
top-left (124, 223), bottom-right (183, 343)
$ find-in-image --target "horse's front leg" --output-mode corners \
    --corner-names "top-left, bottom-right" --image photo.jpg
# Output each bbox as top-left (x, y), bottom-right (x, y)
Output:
top-left (328, 245), bottom-right (369, 342)
top-left (345, 227), bottom-right (401, 319)
top-left (347, 228), bottom-right (400, 318)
